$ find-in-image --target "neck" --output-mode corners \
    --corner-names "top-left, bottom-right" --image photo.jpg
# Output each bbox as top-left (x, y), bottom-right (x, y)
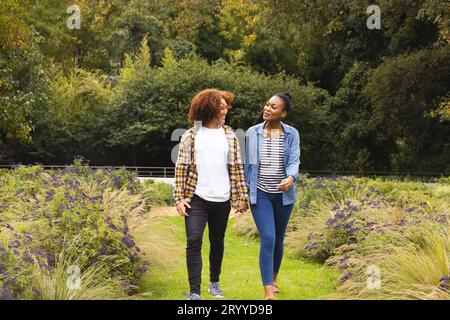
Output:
top-left (264, 120), bottom-right (282, 130)
top-left (204, 121), bottom-right (222, 129)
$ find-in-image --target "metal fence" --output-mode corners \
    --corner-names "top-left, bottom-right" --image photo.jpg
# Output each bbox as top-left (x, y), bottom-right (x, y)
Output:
top-left (0, 165), bottom-right (175, 178)
top-left (0, 165), bottom-right (448, 179)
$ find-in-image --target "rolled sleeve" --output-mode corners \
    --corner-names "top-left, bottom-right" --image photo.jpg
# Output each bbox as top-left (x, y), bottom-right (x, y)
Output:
top-left (286, 129), bottom-right (301, 182)
top-left (173, 132), bottom-right (191, 204)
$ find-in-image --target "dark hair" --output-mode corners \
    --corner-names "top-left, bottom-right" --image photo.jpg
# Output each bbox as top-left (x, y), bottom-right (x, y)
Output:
top-left (188, 88), bottom-right (234, 124)
top-left (275, 92), bottom-right (292, 112)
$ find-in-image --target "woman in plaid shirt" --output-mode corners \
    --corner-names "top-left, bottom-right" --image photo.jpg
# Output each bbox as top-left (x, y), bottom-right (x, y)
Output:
top-left (173, 88), bottom-right (248, 300)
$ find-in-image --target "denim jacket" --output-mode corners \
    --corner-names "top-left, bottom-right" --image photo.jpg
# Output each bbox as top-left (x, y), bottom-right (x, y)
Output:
top-left (244, 121), bottom-right (301, 205)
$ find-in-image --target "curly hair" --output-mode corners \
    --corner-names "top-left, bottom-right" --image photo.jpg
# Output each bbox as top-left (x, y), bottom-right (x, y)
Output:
top-left (188, 88), bottom-right (234, 125)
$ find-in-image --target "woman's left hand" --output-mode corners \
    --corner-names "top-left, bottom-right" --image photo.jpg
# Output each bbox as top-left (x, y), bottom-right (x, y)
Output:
top-left (277, 176), bottom-right (294, 192)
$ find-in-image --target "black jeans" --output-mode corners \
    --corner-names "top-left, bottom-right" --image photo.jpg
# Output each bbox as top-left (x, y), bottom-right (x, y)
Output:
top-left (185, 194), bottom-right (231, 295)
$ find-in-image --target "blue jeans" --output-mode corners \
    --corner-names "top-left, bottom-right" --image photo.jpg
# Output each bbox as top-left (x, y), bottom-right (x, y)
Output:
top-left (250, 188), bottom-right (294, 286)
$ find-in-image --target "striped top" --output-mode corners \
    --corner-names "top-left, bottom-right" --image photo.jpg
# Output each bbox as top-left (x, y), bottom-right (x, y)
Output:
top-left (257, 132), bottom-right (286, 193)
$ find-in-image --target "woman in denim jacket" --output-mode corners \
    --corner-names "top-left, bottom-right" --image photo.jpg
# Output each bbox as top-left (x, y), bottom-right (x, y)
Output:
top-left (244, 92), bottom-right (301, 300)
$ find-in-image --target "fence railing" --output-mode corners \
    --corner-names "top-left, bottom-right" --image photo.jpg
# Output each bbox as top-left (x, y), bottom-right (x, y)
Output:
top-left (0, 165), bottom-right (448, 179)
top-left (0, 165), bottom-right (175, 178)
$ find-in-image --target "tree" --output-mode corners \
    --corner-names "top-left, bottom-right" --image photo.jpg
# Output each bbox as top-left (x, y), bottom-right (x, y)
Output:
top-left (323, 62), bottom-right (378, 171)
top-left (262, 0), bottom-right (441, 93)
top-left (0, 0), bottom-right (50, 163)
top-left (217, 0), bottom-right (262, 60)
top-left (365, 47), bottom-right (450, 172)
top-left (108, 9), bottom-right (165, 67)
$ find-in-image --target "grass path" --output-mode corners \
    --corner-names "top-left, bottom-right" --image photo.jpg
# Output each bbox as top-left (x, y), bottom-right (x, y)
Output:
top-left (134, 212), bottom-right (338, 300)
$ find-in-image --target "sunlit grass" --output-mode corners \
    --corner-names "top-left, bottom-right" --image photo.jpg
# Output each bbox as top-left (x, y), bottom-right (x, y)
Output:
top-left (135, 216), bottom-right (338, 300)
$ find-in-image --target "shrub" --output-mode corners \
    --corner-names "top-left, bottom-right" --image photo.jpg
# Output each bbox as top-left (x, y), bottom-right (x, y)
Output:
top-left (0, 163), bottom-right (150, 299)
top-left (282, 175), bottom-right (450, 299)
top-left (141, 179), bottom-right (174, 207)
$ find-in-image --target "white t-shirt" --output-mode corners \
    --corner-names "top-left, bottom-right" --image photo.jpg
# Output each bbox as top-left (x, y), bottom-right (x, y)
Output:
top-left (194, 126), bottom-right (231, 202)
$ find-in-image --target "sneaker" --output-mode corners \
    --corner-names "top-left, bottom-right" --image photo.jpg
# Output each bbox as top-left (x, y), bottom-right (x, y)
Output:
top-left (208, 282), bottom-right (224, 298)
top-left (186, 293), bottom-right (202, 300)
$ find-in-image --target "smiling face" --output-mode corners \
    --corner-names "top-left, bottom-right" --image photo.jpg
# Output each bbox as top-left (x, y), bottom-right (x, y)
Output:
top-left (188, 89), bottom-right (234, 127)
top-left (217, 98), bottom-right (229, 126)
top-left (208, 98), bottom-right (229, 127)
top-left (262, 95), bottom-right (287, 121)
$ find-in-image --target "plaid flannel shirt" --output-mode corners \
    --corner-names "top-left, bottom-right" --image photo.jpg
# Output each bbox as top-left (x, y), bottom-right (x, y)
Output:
top-left (173, 124), bottom-right (248, 204)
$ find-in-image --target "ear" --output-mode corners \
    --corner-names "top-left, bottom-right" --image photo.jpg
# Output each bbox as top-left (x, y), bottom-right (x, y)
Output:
top-left (281, 111), bottom-right (287, 118)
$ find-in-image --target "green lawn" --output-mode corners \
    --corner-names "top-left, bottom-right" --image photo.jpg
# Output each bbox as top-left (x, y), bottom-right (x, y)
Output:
top-left (135, 216), bottom-right (338, 300)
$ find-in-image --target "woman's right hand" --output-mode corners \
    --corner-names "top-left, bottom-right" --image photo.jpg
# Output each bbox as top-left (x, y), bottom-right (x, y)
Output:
top-left (176, 199), bottom-right (191, 216)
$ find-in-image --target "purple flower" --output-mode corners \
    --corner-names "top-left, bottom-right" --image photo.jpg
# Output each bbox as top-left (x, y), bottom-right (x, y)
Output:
top-left (122, 236), bottom-right (136, 248)
top-left (0, 265), bottom-right (8, 277)
top-left (137, 267), bottom-right (148, 274)
top-left (23, 253), bottom-right (35, 264)
top-left (38, 263), bottom-right (49, 270)
top-left (45, 190), bottom-right (55, 202)
top-left (339, 273), bottom-right (352, 285)
top-left (305, 242), bottom-right (319, 251)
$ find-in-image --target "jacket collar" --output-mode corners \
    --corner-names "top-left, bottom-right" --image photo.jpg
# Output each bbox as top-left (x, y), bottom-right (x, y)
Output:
top-left (256, 121), bottom-right (292, 135)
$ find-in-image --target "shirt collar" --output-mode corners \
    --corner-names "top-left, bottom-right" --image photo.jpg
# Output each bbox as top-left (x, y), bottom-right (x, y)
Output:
top-left (256, 121), bottom-right (291, 135)
top-left (192, 122), bottom-right (232, 134)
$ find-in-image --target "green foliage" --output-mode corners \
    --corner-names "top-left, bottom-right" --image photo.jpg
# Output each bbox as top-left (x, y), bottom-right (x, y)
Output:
top-left (0, 164), bottom-right (150, 299)
top-left (98, 51), bottom-right (327, 166)
top-left (32, 238), bottom-right (127, 300)
top-left (14, 66), bottom-right (114, 164)
top-left (279, 175), bottom-right (450, 299)
top-left (1, 0), bottom-right (449, 174)
top-left (0, 2), bottom-right (50, 146)
top-left (324, 62), bottom-right (376, 171)
top-left (365, 47), bottom-right (450, 172)
top-left (109, 9), bottom-right (164, 66)
top-left (141, 179), bottom-right (174, 207)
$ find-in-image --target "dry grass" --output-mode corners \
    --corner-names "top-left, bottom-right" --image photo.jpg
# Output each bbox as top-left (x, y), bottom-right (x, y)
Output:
top-left (128, 208), bottom-right (181, 267)
top-left (33, 236), bottom-right (127, 300)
